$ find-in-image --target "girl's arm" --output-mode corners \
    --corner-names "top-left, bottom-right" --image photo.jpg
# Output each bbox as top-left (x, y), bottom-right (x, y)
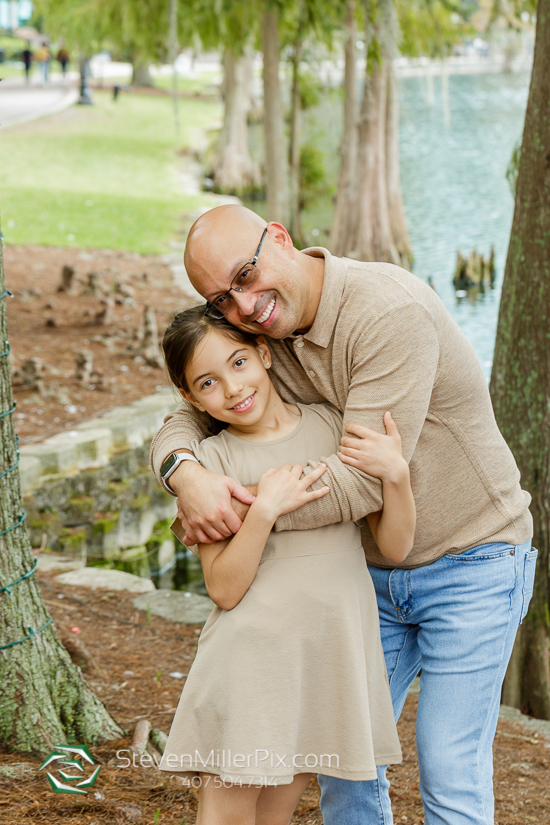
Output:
top-left (198, 463), bottom-right (329, 610)
top-left (338, 412), bottom-right (415, 564)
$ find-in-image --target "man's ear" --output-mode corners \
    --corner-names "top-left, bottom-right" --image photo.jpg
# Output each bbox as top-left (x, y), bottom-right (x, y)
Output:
top-left (179, 387), bottom-right (206, 413)
top-left (267, 222), bottom-right (296, 258)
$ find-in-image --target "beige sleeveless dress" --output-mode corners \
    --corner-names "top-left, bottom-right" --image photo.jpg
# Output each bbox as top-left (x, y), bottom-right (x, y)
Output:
top-left (158, 403), bottom-right (402, 785)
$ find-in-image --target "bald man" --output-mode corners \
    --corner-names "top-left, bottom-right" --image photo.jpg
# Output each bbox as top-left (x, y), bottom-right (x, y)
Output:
top-left (151, 205), bottom-right (534, 825)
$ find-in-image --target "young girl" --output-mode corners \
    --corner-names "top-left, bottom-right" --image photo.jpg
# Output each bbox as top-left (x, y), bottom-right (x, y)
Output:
top-left (157, 305), bottom-right (415, 825)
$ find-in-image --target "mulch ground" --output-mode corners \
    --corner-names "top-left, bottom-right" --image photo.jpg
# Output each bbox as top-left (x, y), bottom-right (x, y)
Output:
top-left (0, 571), bottom-right (548, 825)
top-left (3, 244), bottom-right (194, 443)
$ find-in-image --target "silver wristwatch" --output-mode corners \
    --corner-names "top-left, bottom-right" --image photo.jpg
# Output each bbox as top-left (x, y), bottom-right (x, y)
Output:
top-left (160, 452), bottom-right (201, 494)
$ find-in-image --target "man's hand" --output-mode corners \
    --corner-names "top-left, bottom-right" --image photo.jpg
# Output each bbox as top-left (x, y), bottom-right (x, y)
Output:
top-left (170, 460), bottom-right (255, 545)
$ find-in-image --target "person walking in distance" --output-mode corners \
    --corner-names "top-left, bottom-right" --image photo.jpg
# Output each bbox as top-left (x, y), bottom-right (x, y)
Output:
top-left (21, 43), bottom-right (32, 84)
top-left (56, 47), bottom-right (70, 78)
top-left (34, 43), bottom-right (51, 84)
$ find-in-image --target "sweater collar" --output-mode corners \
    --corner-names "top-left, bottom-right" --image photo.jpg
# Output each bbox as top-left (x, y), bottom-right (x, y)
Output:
top-left (297, 247), bottom-right (345, 349)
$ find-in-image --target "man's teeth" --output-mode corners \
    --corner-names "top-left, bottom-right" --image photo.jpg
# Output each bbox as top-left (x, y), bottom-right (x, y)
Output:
top-left (257, 297), bottom-right (275, 324)
top-left (232, 394), bottom-right (254, 410)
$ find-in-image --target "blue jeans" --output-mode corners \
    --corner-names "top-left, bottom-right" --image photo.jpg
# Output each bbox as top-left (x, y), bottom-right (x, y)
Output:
top-left (318, 539), bottom-right (537, 825)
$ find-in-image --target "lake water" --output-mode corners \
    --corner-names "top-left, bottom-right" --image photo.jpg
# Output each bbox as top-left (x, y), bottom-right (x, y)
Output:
top-left (399, 71), bottom-right (529, 379)
top-left (248, 70), bottom-right (530, 381)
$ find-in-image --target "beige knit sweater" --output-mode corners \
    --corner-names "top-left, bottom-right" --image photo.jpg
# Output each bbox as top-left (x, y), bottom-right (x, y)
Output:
top-left (150, 248), bottom-right (532, 568)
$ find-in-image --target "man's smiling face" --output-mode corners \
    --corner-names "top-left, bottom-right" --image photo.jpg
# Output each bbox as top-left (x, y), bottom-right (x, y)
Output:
top-left (184, 205), bottom-right (313, 339)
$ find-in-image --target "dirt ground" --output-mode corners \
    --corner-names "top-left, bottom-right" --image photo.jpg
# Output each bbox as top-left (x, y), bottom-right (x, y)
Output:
top-left (3, 244), bottom-right (194, 443)
top-left (0, 571), bottom-right (548, 825)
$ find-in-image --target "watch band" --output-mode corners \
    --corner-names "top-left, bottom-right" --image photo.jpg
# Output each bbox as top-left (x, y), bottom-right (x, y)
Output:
top-left (160, 452), bottom-right (200, 495)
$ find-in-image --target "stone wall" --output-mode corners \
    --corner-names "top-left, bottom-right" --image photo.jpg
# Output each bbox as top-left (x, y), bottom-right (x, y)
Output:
top-left (20, 391), bottom-right (181, 579)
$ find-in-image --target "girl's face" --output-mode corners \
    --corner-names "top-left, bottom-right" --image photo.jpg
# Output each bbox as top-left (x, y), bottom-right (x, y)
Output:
top-left (182, 329), bottom-right (274, 429)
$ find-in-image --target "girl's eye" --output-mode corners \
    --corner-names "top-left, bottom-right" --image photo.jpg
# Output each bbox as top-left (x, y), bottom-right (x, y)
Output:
top-left (234, 358), bottom-right (246, 367)
top-left (201, 378), bottom-right (214, 389)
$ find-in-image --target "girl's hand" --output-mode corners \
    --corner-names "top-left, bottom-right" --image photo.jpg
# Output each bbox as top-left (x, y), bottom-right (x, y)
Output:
top-left (253, 462), bottom-right (329, 522)
top-left (338, 412), bottom-right (408, 483)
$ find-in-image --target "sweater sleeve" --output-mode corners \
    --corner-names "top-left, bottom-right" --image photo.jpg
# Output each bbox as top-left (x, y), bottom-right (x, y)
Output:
top-left (149, 398), bottom-right (215, 485)
top-left (274, 301), bottom-right (440, 531)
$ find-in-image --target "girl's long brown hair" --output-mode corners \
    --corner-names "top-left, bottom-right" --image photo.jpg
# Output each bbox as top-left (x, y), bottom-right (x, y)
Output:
top-left (162, 304), bottom-right (261, 434)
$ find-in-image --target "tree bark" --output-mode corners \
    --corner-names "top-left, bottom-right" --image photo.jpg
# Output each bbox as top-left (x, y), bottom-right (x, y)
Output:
top-left (353, 54), bottom-right (400, 263)
top-left (331, 0), bottom-right (411, 267)
top-left (329, 0), bottom-right (358, 257)
top-left (386, 64), bottom-right (412, 269)
top-left (0, 238), bottom-right (123, 754)
top-left (489, 0), bottom-right (550, 720)
top-left (261, 6), bottom-right (289, 224)
top-left (213, 47), bottom-right (260, 196)
top-left (288, 39), bottom-right (305, 245)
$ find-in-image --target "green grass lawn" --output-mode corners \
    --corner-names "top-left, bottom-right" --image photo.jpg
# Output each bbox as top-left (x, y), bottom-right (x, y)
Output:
top-left (0, 89), bottom-right (221, 253)
top-left (151, 72), bottom-right (221, 97)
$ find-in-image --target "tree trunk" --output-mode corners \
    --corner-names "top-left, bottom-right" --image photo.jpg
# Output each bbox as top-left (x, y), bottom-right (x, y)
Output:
top-left (132, 58), bottom-right (153, 87)
top-left (213, 47), bottom-right (260, 196)
top-left (489, 0), bottom-right (550, 720)
top-left (386, 64), bottom-right (412, 269)
top-left (0, 239), bottom-right (123, 754)
top-left (288, 40), bottom-right (305, 246)
top-left (329, 0), bottom-right (358, 257)
top-left (332, 0), bottom-right (411, 267)
top-left (353, 54), bottom-right (400, 264)
top-left (261, 6), bottom-right (289, 224)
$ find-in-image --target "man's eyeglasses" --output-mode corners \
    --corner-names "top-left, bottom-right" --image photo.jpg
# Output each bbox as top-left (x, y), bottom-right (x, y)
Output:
top-left (204, 228), bottom-right (268, 320)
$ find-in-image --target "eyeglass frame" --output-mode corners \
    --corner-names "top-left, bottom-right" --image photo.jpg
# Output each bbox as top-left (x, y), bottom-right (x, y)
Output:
top-left (204, 227), bottom-right (268, 319)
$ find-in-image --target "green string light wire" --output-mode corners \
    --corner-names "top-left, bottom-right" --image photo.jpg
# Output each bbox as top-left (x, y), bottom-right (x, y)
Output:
top-left (0, 401), bottom-right (16, 419)
top-left (0, 261), bottom-right (44, 648)
top-left (0, 556), bottom-right (38, 595)
top-left (0, 510), bottom-right (26, 538)
top-left (0, 619), bottom-right (54, 651)
top-left (0, 433), bottom-right (19, 480)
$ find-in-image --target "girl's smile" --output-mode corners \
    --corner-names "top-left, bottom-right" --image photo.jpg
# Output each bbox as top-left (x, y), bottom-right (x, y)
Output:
top-left (229, 392), bottom-right (257, 413)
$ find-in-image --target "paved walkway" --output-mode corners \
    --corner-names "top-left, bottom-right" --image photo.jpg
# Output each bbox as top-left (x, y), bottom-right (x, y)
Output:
top-left (0, 77), bottom-right (78, 129)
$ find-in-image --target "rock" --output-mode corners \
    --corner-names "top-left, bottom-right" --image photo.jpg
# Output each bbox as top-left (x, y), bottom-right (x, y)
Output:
top-left (140, 304), bottom-right (163, 368)
top-left (45, 316), bottom-right (59, 328)
top-left (57, 264), bottom-right (76, 293)
top-left (75, 350), bottom-right (93, 382)
top-left (115, 278), bottom-right (136, 307)
top-left (21, 357), bottom-right (46, 395)
top-left (112, 803), bottom-right (142, 822)
top-left (56, 567), bottom-right (156, 593)
top-left (0, 762), bottom-right (35, 779)
top-left (83, 271), bottom-right (105, 296)
top-left (150, 728), bottom-right (168, 754)
top-left (132, 589), bottom-right (213, 625)
top-left (61, 634), bottom-right (98, 671)
top-left (95, 296), bottom-right (115, 326)
top-left (36, 552), bottom-right (84, 572)
top-left (131, 719), bottom-right (151, 755)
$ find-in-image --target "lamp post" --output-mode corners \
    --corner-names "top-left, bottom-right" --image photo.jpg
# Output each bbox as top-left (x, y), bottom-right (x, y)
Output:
top-left (78, 56), bottom-right (93, 105)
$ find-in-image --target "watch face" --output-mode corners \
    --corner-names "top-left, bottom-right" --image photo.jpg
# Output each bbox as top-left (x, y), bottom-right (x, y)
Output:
top-left (160, 454), bottom-right (178, 477)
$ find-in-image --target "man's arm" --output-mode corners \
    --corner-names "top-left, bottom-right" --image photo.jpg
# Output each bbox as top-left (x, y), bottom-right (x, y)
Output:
top-left (150, 399), bottom-right (255, 543)
top-left (274, 301), bottom-right (440, 532)
top-left (150, 398), bottom-right (210, 481)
